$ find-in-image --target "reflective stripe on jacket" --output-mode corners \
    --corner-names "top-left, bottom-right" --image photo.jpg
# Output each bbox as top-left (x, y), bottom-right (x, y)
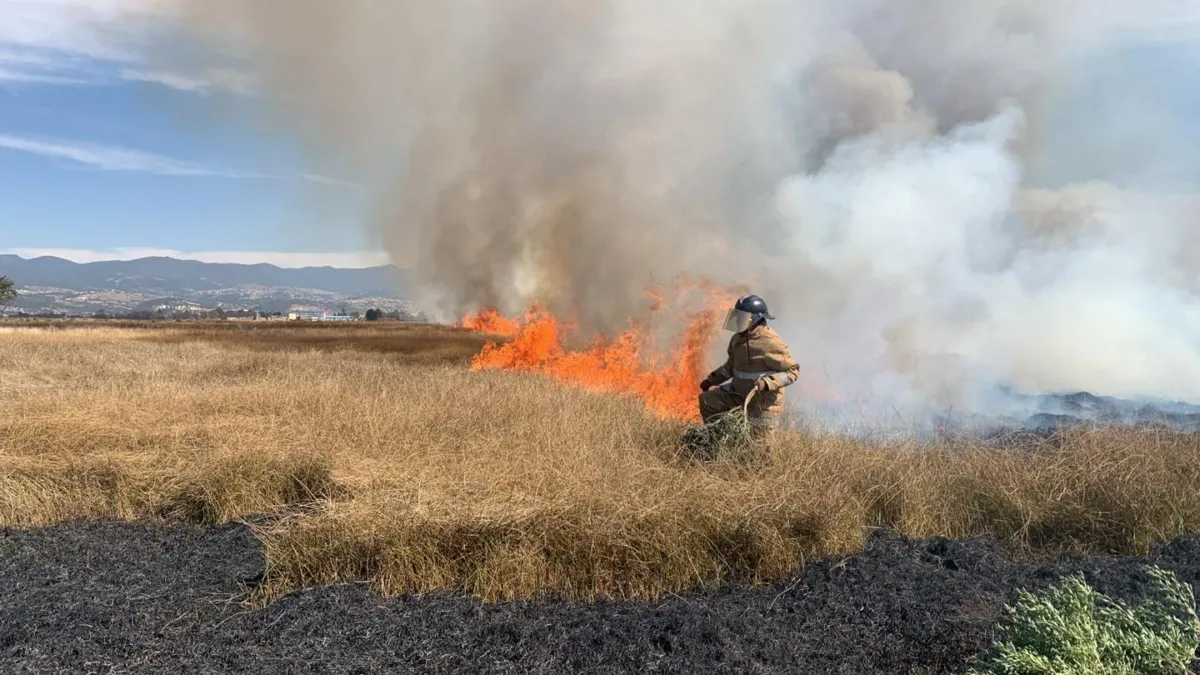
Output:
top-left (704, 323), bottom-right (799, 419)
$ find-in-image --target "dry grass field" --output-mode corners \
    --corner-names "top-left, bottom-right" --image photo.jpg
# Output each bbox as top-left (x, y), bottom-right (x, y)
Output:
top-left (3, 320), bottom-right (1200, 603)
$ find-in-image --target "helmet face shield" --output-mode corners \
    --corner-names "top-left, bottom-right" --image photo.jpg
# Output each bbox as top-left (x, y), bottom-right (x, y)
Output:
top-left (722, 309), bottom-right (755, 332)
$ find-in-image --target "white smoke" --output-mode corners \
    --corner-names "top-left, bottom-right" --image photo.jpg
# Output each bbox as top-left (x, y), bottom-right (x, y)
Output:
top-left (769, 108), bottom-right (1200, 416)
top-left (134, 0), bottom-right (1200, 419)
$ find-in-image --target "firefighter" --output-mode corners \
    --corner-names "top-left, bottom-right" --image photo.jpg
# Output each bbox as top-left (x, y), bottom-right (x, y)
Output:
top-left (699, 294), bottom-right (799, 429)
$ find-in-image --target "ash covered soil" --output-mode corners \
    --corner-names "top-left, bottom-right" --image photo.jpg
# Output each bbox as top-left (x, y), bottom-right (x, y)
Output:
top-left (3, 521), bottom-right (1200, 674)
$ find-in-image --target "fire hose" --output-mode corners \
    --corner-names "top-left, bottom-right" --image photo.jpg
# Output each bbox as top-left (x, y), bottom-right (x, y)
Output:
top-left (742, 386), bottom-right (757, 419)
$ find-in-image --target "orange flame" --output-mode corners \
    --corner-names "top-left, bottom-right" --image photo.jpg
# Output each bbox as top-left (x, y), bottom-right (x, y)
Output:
top-left (464, 288), bottom-right (735, 422)
top-left (460, 308), bottom-right (520, 336)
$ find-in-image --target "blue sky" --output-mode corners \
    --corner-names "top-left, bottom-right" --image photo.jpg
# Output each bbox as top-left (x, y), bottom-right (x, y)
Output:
top-left (0, 0), bottom-right (380, 268)
top-left (0, 0), bottom-right (1197, 269)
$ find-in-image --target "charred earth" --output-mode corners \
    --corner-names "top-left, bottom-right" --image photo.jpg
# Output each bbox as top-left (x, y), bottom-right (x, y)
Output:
top-left (916, 390), bottom-right (1200, 438)
top-left (1020, 391), bottom-right (1200, 432)
top-left (3, 519), bottom-right (1200, 674)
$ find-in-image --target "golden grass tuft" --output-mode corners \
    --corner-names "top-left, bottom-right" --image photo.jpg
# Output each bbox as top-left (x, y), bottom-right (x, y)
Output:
top-left (158, 450), bottom-right (343, 524)
top-left (3, 320), bottom-right (1200, 602)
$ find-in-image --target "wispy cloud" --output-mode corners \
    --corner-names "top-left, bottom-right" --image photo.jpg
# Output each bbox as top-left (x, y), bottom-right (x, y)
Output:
top-left (3, 247), bottom-right (394, 269)
top-left (0, 133), bottom-right (252, 176)
top-left (0, 46), bottom-right (80, 71)
top-left (0, 0), bottom-right (149, 62)
top-left (0, 132), bottom-right (361, 187)
top-left (0, 67), bottom-right (89, 85)
top-left (0, 45), bottom-right (95, 86)
top-left (0, 46), bottom-right (255, 95)
top-left (296, 172), bottom-right (365, 190)
top-left (0, 0), bottom-right (254, 93)
top-left (119, 67), bottom-right (255, 95)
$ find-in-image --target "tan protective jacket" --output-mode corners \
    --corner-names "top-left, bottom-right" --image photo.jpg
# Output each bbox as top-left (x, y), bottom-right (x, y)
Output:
top-left (704, 323), bottom-right (800, 418)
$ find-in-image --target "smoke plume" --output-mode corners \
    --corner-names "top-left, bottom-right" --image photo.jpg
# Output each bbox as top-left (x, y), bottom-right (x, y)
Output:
top-left (141, 0), bottom-right (1200, 419)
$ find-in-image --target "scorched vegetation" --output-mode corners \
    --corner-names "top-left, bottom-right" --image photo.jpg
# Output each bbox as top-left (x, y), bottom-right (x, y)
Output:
top-left (3, 320), bottom-right (1200, 605)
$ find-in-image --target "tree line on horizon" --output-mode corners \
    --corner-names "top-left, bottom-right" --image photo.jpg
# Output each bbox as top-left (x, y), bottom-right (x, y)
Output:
top-left (0, 275), bottom-right (414, 321)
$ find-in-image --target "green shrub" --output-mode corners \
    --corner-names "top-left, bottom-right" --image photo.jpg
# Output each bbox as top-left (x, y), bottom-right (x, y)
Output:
top-left (0, 275), bottom-right (15, 305)
top-left (967, 566), bottom-right (1199, 675)
top-left (679, 409), bottom-right (757, 463)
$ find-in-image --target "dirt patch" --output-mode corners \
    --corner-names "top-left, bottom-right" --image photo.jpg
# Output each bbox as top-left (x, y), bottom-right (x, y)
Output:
top-left (2, 520), bottom-right (1199, 674)
top-left (139, 323), bottom-right (493, 365)
top-left (0, 318), bottom-right (495, 365)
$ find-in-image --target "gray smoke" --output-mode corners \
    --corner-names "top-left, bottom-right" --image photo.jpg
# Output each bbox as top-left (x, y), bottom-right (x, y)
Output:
top-left (140, 0), bottom-right (1200, 420)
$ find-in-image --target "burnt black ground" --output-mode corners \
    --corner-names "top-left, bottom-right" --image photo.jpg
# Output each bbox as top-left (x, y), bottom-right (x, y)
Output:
top-left (3, 521), bottom-right (1200, 674)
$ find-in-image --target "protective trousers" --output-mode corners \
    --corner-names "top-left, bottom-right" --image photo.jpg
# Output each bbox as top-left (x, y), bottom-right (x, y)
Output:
top-left (699, 387), bottom-right (747, 424)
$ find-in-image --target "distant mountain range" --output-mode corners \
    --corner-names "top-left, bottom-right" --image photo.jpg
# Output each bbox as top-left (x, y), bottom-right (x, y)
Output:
top-left (0, 255), bottom-right (416, 316)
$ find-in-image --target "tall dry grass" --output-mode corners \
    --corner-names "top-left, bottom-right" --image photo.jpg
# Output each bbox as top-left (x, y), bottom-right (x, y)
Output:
top-left (3, 321), bottom-right (1200, 602)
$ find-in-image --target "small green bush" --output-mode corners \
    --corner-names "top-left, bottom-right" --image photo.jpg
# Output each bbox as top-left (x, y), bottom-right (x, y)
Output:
top-left (967, 566), bottom-right (1199, 675)
top-left (0, 275), bottom-right (15, 305)
top-left (679, 409), bottom-right (757, 463)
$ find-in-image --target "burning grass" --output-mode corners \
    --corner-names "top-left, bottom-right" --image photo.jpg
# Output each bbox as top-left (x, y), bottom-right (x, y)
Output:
top-left (3, 321), bottom-right (1200, 602)
top-left (466, 305), bottom-right (721, 421)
